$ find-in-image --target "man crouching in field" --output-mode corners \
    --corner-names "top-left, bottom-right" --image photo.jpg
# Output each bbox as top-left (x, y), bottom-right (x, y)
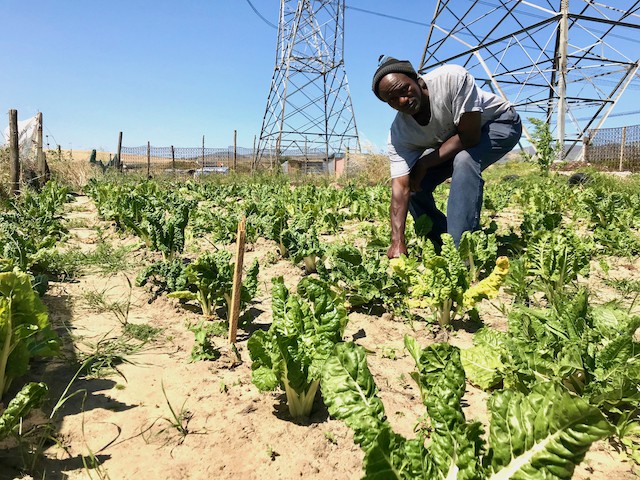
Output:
top-left (371, 56), bottom-right (522, 258)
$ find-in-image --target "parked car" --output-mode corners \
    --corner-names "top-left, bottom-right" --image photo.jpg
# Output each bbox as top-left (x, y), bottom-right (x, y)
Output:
top-left (193, 166), bottom-right (230, 176)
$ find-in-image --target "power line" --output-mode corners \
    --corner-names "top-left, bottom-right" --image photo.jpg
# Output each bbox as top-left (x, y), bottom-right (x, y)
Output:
top-left (347, 2), bottom-right (640, 46)
top-left (245, 0), bottom-right (277, 29)
top-left (345, 5), bottom-right (430, 27)
top-left (576, 109), bottom-right (640, 121)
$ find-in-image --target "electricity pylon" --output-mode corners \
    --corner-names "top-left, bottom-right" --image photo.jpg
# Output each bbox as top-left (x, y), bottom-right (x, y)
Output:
top-left (255, 0), bottom-right (360, 168)
top-left (420, 0), bottom-right (640, 158)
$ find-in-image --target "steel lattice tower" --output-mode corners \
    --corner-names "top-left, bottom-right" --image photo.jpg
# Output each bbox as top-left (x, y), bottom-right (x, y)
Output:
top-left (255, 0), bottom-right (360, 167)
top-left (420, 0), bottom-right (640, 158)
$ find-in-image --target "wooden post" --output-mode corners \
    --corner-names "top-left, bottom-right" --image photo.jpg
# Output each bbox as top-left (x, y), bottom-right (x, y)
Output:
top-left (228, 216), bottom-right (247, 344)
top-left (252, 135), bottom-right (256, 173)
top-left (146, 141), bottom-right (151, 178)
top-left (233, 129), bottom-right (237, 171)
top-left (36, 112), bottom-right (49, 184)
top-left (619, 126), bottom-right (627, 172)
top-left (345, 146), bottom-right (350, 178)
top-left (8, 109), bottom-right (19, 195)
top-left (116, 131), bottom-right (123, 171)
top-left (57, 145), bottom-right (62, 161)
top-left (171, 145), bottom-right (176, 176)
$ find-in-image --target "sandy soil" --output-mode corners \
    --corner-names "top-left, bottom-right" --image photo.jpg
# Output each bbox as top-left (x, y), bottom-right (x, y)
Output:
top-left (0, 195), bottom-right (637, 480)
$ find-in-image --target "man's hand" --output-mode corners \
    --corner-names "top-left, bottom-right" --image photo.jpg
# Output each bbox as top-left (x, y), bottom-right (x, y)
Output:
top-left (387, 238), bottom-right (408, 259)
top-left (409, 150), bottom-right (441, 192)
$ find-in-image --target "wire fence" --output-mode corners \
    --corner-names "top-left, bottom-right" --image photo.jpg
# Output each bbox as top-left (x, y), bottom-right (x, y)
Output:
top-left (121, 145), bottom-right (256, 176)
top-left (120, 144), bottom-right (347, 176)
top-left (584, 124), bottom-right (640, 172)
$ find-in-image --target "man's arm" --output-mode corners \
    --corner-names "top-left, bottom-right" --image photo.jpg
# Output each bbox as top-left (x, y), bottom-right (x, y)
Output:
top-left (388, 174), bottom-right (411, 258)
top-left (409, 111), bottom-right (482, 191)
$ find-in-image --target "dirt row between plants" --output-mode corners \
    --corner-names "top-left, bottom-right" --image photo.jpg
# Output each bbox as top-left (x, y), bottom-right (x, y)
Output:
top-left (0, 194), bottom-right (637, 480)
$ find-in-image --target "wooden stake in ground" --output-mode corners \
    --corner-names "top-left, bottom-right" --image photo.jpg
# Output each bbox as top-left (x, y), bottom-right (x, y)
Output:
top-left (36, 112), bottom-right (50, 184)
top-left (8, 109), bottom-right (19, 195)
top-left (228, 216), bottom-right (247, 344)
top-left (116, 131), bottom-right (123, 171)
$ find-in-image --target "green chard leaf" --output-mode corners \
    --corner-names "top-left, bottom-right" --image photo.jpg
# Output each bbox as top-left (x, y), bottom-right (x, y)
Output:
top-left (248, 276), bottom-right (347, 418)
top-left (321, 342), bottom-right (387, 451)
top-left (0, 271), bottom-right (59, 397)
top-left (486, 382), bottom-right (613, 479)
top-left (461, 345), bottom-right (504, 390)
top-left (0, 382), bottom-right (48, 440)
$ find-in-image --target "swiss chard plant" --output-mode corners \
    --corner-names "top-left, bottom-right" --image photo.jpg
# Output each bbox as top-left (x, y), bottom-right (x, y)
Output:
top-left (0, 382), bottom-right (48, 440)
top-left (461, 289), bottom-right (640, 422)
top-left (86, 179), bottom-right (195, 259)
top-left (392, 235), bottom-right (510, 326)
top-left (135, 258), bottom-right (190, 301)
top-left (168, 250), bottom-right (259, 318)
top-left (0, 181), bottom-right (70, 272)
top-left (285, 223), bottom-right (325, 274)
top-left (321, 339), bottom-right (613, 479)
top-left (458, 229), bottom-right (498, 283)
top-left (317, 243), bottom-right (407, 312)
top-left (142, 199), bottom-right (195, 259)
top-left (0, 271), bottom-right (60, 398)
top-left (527, 229), bottom-right (592, 303)
top-left (248, 276), bottom-right (348, 418)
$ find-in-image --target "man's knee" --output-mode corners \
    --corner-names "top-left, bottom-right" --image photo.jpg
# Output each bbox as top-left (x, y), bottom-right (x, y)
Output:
top-left (452, 150), bottom-right (480, 174)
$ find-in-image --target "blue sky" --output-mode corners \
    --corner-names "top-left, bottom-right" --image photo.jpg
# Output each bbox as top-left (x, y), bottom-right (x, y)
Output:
top-left (0, 1), bottom-right (429, 153)
top-left (1, 1), bottom-right (638, 154)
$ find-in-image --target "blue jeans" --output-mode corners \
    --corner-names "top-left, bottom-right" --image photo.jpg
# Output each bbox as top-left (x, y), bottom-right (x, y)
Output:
top-left (409, 108), bottom-right (522, 246)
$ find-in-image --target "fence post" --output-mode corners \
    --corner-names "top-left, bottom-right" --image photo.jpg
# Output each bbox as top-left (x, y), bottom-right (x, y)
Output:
top-left (147, 141), bottom-right (151, 178)
top-left (252, 135), bottom-right (256, 173)
top-left (201, 135), bottom-right (205, 175)
top-left (36, 112), bottom-right (49, 184)
top-left (9, 109), bottom-right (19, 195)
top-left (345, 146), bottom-right (349, 178)
top-left (233, 129), bottom-right (237, 171)
top-left (116, 131), bottom-right (123, 171)
top-left (171, 145), bottom-right (175, 176)
top-left (619, 126), bottom-right (627, 172)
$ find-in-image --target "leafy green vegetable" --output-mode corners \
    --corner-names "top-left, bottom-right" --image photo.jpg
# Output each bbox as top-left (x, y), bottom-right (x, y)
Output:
top-left (317, 244), bottom-right (407, 312)
top-left (142, 199), bottom-right (194, 259)
top-left (459, 229), bottom-right (498, 283)
top-left (286, 224), bottom-right (324, 274)
top-left (527, 229), bottom-right (591, 303)
top-left (168, 251), bottom-right (259, 318)
top-left (0, 382), bottom-right (48, 440)
top-left (462, 289), bottom-right (640, 425)
top-left (0, 271), bottom-right (59, 397)
top-left (136, 258), bottom-right (189, 299)
top-left (392, 235), bottom-right (509, 326)
top-left (248, 276), bottom-right (347, 418)
top-left (85, 179), bottom-right (195, 258)
top-left (0, 181), bottom-right (70, 272)
top-left (322, 340), bottom-right (613, 479)
top-left (188, 321), bottom-right (222, 361)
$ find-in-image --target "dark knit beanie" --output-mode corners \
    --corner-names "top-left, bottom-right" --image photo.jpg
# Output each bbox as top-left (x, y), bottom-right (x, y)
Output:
top-left (372, 55), bottom-right (418, 100)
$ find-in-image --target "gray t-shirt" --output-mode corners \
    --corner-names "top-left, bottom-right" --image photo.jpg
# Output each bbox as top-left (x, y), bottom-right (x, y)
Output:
top-left (388, 64), bottom-right (511, 178)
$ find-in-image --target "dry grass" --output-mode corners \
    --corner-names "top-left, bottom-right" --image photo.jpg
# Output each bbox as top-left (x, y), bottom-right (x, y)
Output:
top-left (47, 152), bottom-right (103, 190)
top-left (345, 152), bottom-right (390, 185)
top-left (0, 147), bottom-right (106, 195)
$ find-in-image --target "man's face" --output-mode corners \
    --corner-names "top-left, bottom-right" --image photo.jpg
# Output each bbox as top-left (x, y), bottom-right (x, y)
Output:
top-left (378, 73), bottom-right (423, 115)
